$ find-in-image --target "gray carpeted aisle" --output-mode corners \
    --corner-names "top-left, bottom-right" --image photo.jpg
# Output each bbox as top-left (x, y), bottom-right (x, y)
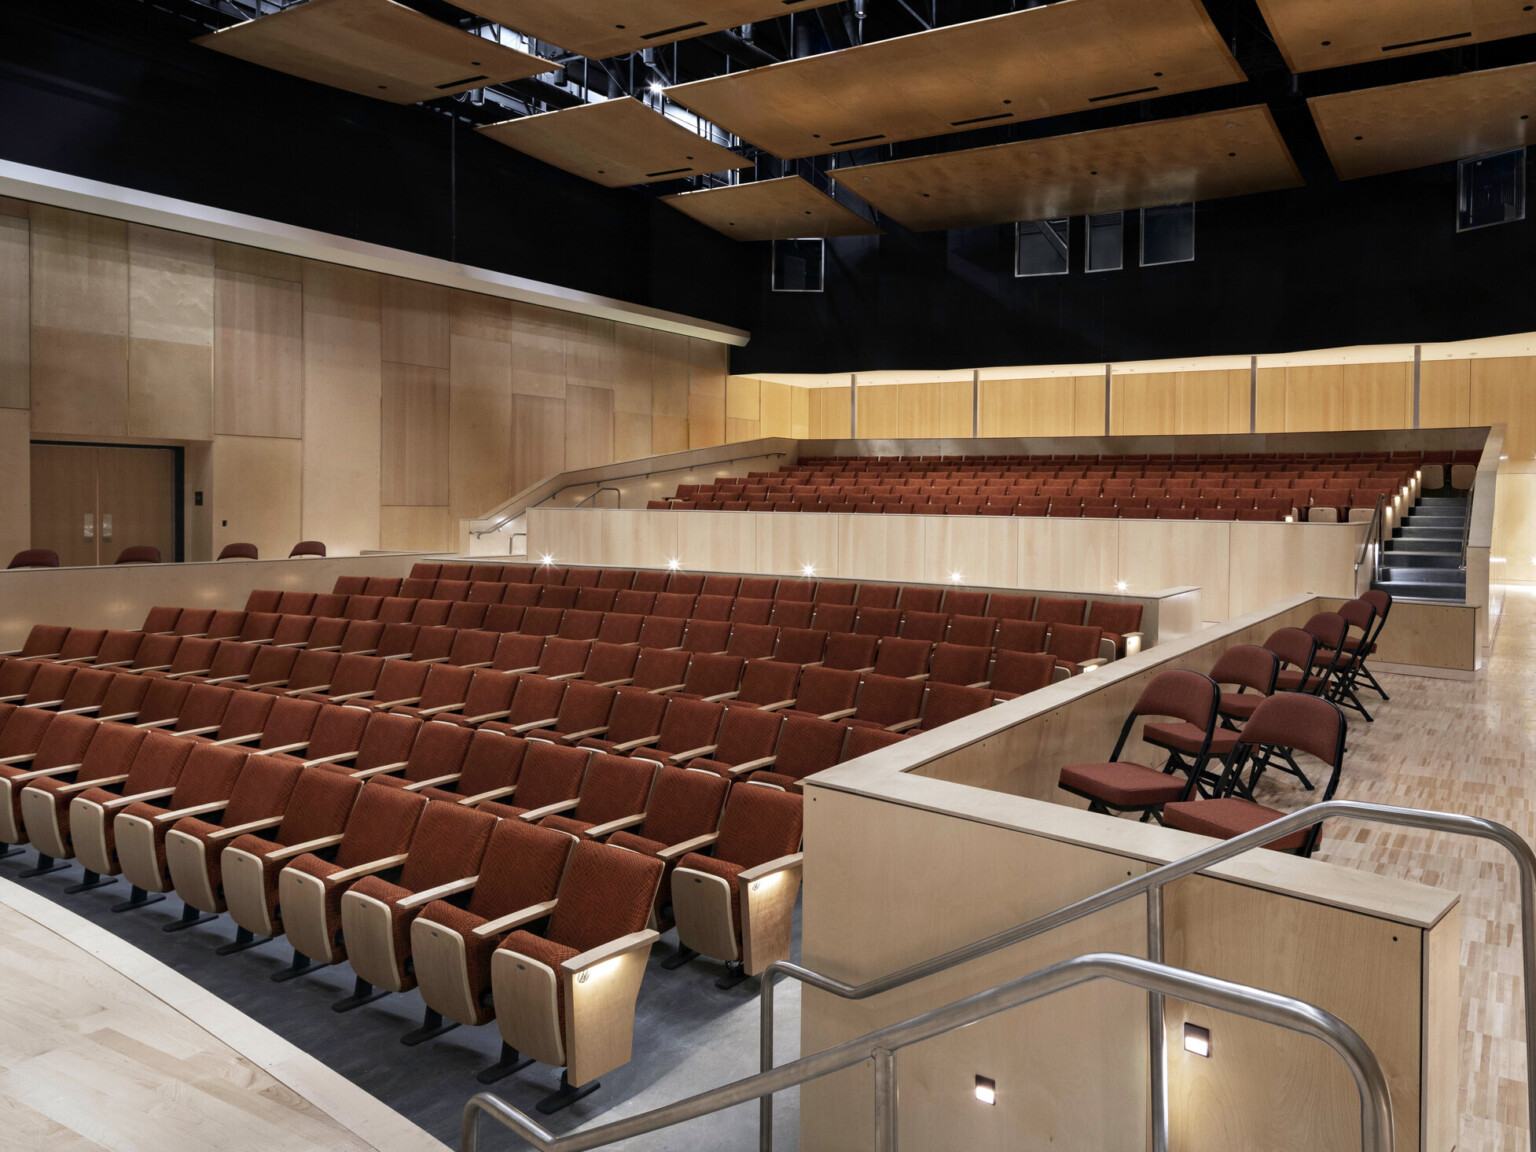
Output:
top-left (0, 849), bottom-right (801, 1151)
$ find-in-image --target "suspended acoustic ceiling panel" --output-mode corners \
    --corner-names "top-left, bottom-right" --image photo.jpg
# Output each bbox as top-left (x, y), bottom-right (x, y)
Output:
top-left (842, 106), bottom-right (1303, 233)
top-left (1253, 0), bottom-right (1536, 72)
top-left (661, 177), bottom-right (882, 242)
top-left (664, 0), bottom-right (1246, 161)
top-left (195, 0), bottom-right (557, 104)
top-left (477, 98), bottom-right (750, 187)
top-left (451, 0), bottom-right (843, 59)
top-left (1310, 63), bottom-right (1536, 180)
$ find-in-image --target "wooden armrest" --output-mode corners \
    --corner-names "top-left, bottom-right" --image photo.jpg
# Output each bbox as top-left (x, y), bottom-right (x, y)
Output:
top-left (133, 717), bottom-right (180, 730)
top-left (134, 664), bottom-right (174, 674)
top-left (396, 874), bottom-right (479, 910)
top-left (612, 735), bottom-right (661, 753)
top-left (456, 785), bottom-right (517, 806)
top-left (414, 703), bottom-right (465, 717)
top-left (347, 648), bottom-right (378, 657)
top-left (0, 693), bottom-right (27, 703)
top-left (967, 680), bottom-right (991, 689)
top-left (302, 751), bottom-right (358, 767)
top-left (263, 833), bottom-right (345, 861)
top-left (53, 773), bottom-right (130, 796)
top-left (163, 669), bottom-right (214, 680)
top-left (738, 852), bottom-right (804, 883)
top-left (203, 673), bottom-right (251, 684)
top-left (818, 708), bottom-right (858, 722)
top-left (506, 716), bottom-right (560, 734)
top-left (0, 752), bottom-right (37, 765)
top-left (283, 683), bottom-right (330, 697)
top-left (517, 798), bottom-right (580, 822)
top-left (57, 704), bottom-right (103, 716)
top-left (647, 682), bottom-right (686, 695)
top-left (10, 762), bottom-right (83, 783)
top-left (403, 772), bottom-right (461, 792)
top-left (547, 671), bottom-right (584, 681)
top-left (460, 661), bottom-right (493, 670)
top-left (207, 815), bottom-right (285, 841)
top-left (701, 691), bottom-right (740, 703)
top-left (1051, 665), bottom-right (1072, 683)
top-left (418, 656), bottom-right (450, 664)
top-left (581, 812), bottom-right (647, 838)
top-left (561, 929), bottom-right (658, 974)
top-left (100, 785), bottom-right (174, 808)
top-left (1077, 658), bottom-right (1108, 671)
top-left (177, 724), bottom-right (222, 737)
top-left (94, 660), bottom-right (136, 669)
top-left (559, 725), bottom-right (609, 743)
top-left (887, 718), bottom-right (922, 733)
top-left (459, 709), bottom-right (512, 725)
top-left (472, 899), bottom-right (558, 940)
top-left (326, 690), bottom-right (375, 702)
top-left (668, 743), bottom-right (717, 763)
top-left (725, 755), bottom-right (776, 777)
top-left (210, 731), bottom-right (264, 746)
top-left (306, 645), bottom-right (341, 653)
top-left (153, 799), bottom-right (229, 824)
top-left (259, 741), bottom-right (310, 756)
top-left (21, 698), bottom-right (67, 709)
top-left (655, 831), bottom-right (720, 861)
top-left (97, 710), bottom-right (141, 722)
top-left (324, 853), bottom-right (409, 885)
top-left (372, 695), bottom-right (421, 709)
top-left (502, 664), bottom-right (540, 674)
top-left (757, 698), bottom-right (797, 712)
top-left (348, 760), bottom-right (409, 780)
top-left (245, 679), bottom-right (289, 691)
top-left (598, 677), bottom-right (634, 687)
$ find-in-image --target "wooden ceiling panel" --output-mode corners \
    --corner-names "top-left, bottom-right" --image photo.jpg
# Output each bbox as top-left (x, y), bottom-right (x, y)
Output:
top-left (665, 0), bottom-right (1246, 160)
top-left (452, 0), bottom-right (844, 59)
top-left (1310, 63), bottom-right (1536, 180)
top-left (477, 98), bottom-right (750, 187)
top-left (842, 106), bottom-right (1303, 233)
top-left (1253, 0), bottom-right (1536, 73)
top-left (195, 0), bottom-right (556, 105)
top-left (661, 177), bottom-right (883, 242)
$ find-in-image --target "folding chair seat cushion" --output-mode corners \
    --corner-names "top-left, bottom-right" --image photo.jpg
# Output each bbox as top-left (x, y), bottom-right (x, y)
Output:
top-left (1161, 797), bottom-right (1309, 852)
top-left (1141, 721), bottom-right (1238, 758)
top-left (1056, 761), bottom-right (1189, 807)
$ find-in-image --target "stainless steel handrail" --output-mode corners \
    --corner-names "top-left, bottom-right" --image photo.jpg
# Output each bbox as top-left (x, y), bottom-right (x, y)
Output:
top-left (760, 799), bottom-right (1536, 1152)
top-left (1354, 493), bottom-right (1386, 580)
top-left (461, 953), bottom-right (1394, 1152)
top-left (1458, 478), bottom-right (1475, 572)
top-left (573, 486), bottom-right (622, 509)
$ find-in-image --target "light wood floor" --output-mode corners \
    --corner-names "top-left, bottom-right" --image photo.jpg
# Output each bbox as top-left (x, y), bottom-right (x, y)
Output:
top-left (1253, 585), bottom-right (1533, 1152)
top-left (0, 881), bottom-right (450, 1152)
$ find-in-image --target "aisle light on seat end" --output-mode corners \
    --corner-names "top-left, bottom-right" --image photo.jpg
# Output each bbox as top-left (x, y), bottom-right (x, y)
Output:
top-left (1284, 515), bottom-right (1294, 523)
top-left (1183, 1023), bottom-right (1211, 1058)
top-left (974, 1075), bottom-right (996, 1105)
top-left (1115, 581), bottom-right (1128, 592)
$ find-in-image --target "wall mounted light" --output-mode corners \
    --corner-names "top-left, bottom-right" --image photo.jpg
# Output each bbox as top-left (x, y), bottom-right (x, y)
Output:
top-left (1183, 1023), bottom-right (1211, 1058)
top-left (950, 571), bottom-right (964, 583)
top-left (801, 563), bottom-right (816, 577)
top-left (1284, 515), bottom-right (1294, 523)
top-left (974, 1075), bottom-right (996, 1105)
top-left (540, 554), bottom-right (554, 566)
top-left (667, 558), bottom-right (681, 571)
top-left (1116, 581), bottom-right (1128, 591)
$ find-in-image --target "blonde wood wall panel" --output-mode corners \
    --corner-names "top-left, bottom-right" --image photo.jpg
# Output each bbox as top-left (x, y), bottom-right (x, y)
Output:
top-left (29, 206), bottom-right (128, 336)
top-left (614, 412), bottom-right (653, 462)
top-left (29, 327), bottom-right (128, 437)
top-left (127, 224), bottom-right (213, 348)
top-left (981, 377), bottom-right (1079, 437)
top-left (810, 386), bottom-right (852, 439)
top-left (447, 335), bottom-right (512, 524)
top-left (213, 240), bottom-right (303, 283)
top-left (1226, 522), bottom-right (1366, 617)
top-left (760, 379), bottom-right (793, 437)
top-left (300, 262), bottom-right (382, 554)
top-left (1075, 373), bottom-right (1107, 434)
top-left (380, 505), bottom-right (452, 553)
top-left (676, 510), bottom-right (758, 573)
top-left (567, 316), bottom-right (615, 393)
top-left (688, 338), bottom-right (727, 448)
top-left (1489, 474), bottom-right (1536, 584)
top-left (612, 325), bottom-right (655, 416)
top-left (127, 339), bottom-right (212, 441)
top-left (652, 331), bottom-right (690, 454)
top-left (379, 276), bottom-right (449, 369)
top-left (0, 213), bottom-right (29, 410)
top-left (1018, 517), bottom-right (1119, 591)
top-left (792, 385), bottom-right (810, 437)
top-left (1420, 359), bottom-right (1471, 431)
top-left (857, 383), bottom-right (900, 438)
top-left (512, 394), bottom-right (566, 494)
top-left (509, 302), bottom-right (568, 398)
top-left (0, 408), bottom-right (30, 567)
top-left (213, 269), bottom-right (304, 439)
top-left (1471, 356), bottom-right (1536, 465)
top-left (1173, 369), bottom-right (1248, 434)
top-left (211, 434), bottom-right (302, 560)
top-left (837, 514), bottom-right (929, 583)
top-left (926, 515), bottom-right (1020, 587)
top-left (1253, 366), bottom-right (1286, 433)
top-left (564, 384), bottom-right (614, 471)
top-left (1341, 361), bottom-right (1412, 430)
top-left (381, 362), bottom-right (450, 506)
top-left (1120, 519), bottom-right (1231, 619)
top-left (1287, 364), bottom-right (1344, 430)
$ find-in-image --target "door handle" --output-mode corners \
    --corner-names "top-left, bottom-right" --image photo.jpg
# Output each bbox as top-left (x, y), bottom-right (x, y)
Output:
top-left (102, 513), bottom-right (113, 542)
top-left (84, 513), bottom-right (94, 541)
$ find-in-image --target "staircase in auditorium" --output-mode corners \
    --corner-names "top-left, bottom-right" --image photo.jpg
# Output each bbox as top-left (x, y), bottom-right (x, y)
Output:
top-left (1376, 494), bottom-right (1469, 602)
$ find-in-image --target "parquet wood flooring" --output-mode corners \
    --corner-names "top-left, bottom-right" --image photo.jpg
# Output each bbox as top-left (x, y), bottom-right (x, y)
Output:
top-left (1252, 586), bottom-right (1531, 1152)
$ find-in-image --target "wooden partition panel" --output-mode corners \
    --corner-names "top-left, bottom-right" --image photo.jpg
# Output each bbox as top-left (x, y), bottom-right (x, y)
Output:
top-left (800, 593), bottom-right (1459, 1152)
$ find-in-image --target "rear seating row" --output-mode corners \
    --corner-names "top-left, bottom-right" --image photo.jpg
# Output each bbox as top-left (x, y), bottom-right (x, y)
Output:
top-left (0, 698), bottom-right (803, 1106)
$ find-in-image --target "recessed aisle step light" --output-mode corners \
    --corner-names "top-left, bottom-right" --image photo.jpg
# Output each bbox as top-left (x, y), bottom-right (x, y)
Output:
top-left (1183, 1023), bottom-right (1211, 1057)
top-left (974, 1075), bottom-right (997, 1104)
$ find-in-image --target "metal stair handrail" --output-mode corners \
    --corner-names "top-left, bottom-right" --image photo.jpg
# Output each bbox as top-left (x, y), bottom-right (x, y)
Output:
top-left (759, 799), bottom-right (1536, 1152)
top-left (461, 952), bottom-right (1394, 1152)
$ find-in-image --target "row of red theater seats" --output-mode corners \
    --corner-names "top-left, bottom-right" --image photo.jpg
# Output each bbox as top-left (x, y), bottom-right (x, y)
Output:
top-left (0, 694), bottom-right (807, 1098)
top-left (0, 623), bottom-right (1070, 730)
top-left (673, 473), bottom-right (1412, 494)
top-left (789, 448), bottom-right (1466, 465)
top-left (651, 500), bottom-right (1306, 521)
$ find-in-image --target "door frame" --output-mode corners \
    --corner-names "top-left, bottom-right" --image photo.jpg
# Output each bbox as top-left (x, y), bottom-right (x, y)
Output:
top-left (32, 440), bottom-right (185, 563)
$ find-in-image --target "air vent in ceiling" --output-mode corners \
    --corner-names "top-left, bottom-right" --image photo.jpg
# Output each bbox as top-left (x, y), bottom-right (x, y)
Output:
top-left (643, 21), bottom-right (707, 39)
top-left (951, 113), bottom-right (1013, 127)
top-left (1089, 86), bottom-right (1159, 103)
top-left (829, 134), bottom-right (887, 147)
top-left (1381, 31), bottom-right (1471, 51)
top-left (436, 75), bottom-right (488, 89)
